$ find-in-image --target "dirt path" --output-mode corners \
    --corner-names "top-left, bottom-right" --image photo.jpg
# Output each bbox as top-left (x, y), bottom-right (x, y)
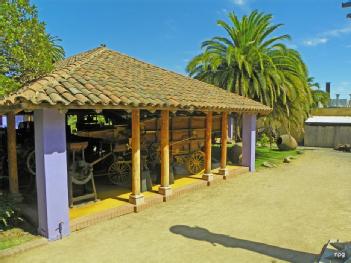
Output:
top-left (4, 148), bottom-right (351, 263)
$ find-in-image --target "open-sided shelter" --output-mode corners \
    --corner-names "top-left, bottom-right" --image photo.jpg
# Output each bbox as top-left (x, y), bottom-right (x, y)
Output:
top-left (0, 46), bottom-right (271, 240)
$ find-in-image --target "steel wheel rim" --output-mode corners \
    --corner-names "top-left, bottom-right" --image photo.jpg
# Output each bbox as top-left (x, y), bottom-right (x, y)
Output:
top-left (71, 162), bottom-right (93, 185)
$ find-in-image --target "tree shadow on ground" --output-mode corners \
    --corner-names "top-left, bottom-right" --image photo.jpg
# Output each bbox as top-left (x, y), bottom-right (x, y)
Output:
top-left (170, 225), bottom-right (318, 263)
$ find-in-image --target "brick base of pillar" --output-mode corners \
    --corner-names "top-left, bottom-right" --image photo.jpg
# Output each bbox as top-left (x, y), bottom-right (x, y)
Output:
top-left (129, 194), bottom-right (144, 205)
top-left (158, 186), bottom-right (172, 200)
top-left (218, 168), bottom-right (229, 179)
top-left (202, 173), bottom-right (214, 184)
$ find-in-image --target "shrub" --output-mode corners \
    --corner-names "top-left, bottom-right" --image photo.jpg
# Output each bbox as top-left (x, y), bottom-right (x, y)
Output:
top-left (0, 193), bottom-right (23, 231)
top-left (259, 133), bottom-right (270, 147)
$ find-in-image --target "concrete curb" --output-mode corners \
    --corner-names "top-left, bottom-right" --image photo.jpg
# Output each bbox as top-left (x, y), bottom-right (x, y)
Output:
top-left (0, 237), bottom-right (48, 259)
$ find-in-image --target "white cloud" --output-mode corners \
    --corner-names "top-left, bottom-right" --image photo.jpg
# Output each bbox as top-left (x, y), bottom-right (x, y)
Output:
top-left (230, 0), bottom-right (252, 12)
top-left (324, 25), bottom-right (351, 37)
top-left (303, 37), bottom-right (328, 46)
top-left (303, 25), bottom-right (351, 47)
top-left (233, 0), bottom-right (246, 5)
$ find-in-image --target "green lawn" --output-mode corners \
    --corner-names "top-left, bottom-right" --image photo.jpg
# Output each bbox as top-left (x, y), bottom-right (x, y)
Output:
top-left (212, 144), bottom-right (299, 170)
top-left (0, 228), bottom-right (37, 251)
top-left (255, 146), bottom-right (299, 169)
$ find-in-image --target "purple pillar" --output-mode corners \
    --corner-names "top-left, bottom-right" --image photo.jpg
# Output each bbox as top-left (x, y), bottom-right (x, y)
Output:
top-left (34, 109), bottom-right (70, 240)
top-left (242, 113), bottom-right (256, 172)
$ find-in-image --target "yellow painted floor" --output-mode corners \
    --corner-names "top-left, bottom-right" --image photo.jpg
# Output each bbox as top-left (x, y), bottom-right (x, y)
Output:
top-left (69, 166), bottom-right (242, 220)
top-left (69, 186), bottom-right (159, 220)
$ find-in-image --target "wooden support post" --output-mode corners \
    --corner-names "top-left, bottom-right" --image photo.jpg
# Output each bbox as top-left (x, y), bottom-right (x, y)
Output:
top-left (34, 109), bottom-right (70, 240)
top-left (7, 112), bottom-right (20, 198)
top-left (202, 112), bottom-right (213, 182)
top-left (159, 110), bottom-right (172, 198)
top-left (129, 109), bottom-right (144, 205)
top-left (242, 113), bottom-right (257, 172)
top-left (219, 112), bottom-right (229, 178)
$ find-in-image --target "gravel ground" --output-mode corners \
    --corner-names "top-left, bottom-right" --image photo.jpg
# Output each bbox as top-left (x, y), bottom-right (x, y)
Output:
top-left (4, 148), bottom-right (351, 263)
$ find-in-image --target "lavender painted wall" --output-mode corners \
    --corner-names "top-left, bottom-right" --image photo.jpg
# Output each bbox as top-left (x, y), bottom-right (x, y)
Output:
top-left (242, 114), bottom-right (256, 172)
top-left (34, 109), bottom-right (70, 240)
top-left (228, 115), bottom-right (234, 141)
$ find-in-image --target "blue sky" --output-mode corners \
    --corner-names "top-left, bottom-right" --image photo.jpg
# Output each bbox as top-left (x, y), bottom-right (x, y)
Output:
top-left (33, 0), bottom-right (351, 99)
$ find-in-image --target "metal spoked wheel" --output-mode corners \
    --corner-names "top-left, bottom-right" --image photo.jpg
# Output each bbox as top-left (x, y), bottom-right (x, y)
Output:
top-left (107, 157), bottom-right (131, 186)
top-left (186, 151), bottom-right (205, 175)
top-left (70, 160), bottom-right (94, 185)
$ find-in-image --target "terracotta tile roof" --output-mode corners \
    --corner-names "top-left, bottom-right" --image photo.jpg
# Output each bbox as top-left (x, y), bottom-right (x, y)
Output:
top-left (0, 47), bottom-right (271, 114)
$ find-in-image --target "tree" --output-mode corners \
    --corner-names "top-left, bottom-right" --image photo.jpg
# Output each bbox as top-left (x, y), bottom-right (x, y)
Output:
top-left (308, 77), bottom-right (330, 108)
top-left (307, 77), bottom-right (320, 90)
top-left (0, 0), bottom-right (64, 96)
top-left (311, 90), bottom-right (330, 108)
top-left (186, 11), bottom-right (312, 137)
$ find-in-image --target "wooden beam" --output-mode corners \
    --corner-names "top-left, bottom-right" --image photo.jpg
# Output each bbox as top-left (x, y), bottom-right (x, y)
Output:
top-left (219, 112), bottom-right (228, 178)
top-left (7, 112), bottom-right (19, 194)
top-left (129, 109), bottom-right (144, 205)
top-left (159, 110), bottom-right (172, 198)
top-left (202, 112), bottom-right (213, 182)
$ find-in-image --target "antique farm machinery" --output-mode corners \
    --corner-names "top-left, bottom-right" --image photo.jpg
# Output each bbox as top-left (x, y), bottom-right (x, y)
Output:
top-left (25, 121), bottom-right (134, 205)
top-left (0, 111), bottom-right (222, 206)
top-left (0, 121), bottom-right (35, 192)
top-left (75, 124), bottom-right (132, 186)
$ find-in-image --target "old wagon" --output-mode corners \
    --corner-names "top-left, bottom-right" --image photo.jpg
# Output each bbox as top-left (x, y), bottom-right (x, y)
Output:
top-left (1, 111), bottom-right (222, 199)
top-left (66, 112), bottom-right (222, 187)
top-left (141, 114), bottom-right (222, 174)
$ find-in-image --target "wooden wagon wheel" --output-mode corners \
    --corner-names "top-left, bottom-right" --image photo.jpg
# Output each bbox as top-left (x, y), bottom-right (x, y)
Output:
top-left (107, 157), bottom-right (131, 185)
top-left (186, 151), bottom-right (205, 175)
top-left (16, 149), bottom-right (35, 192)
top-left (26, 150), bottom-right (36, 176)
top-left (0, 150), bottom-right (7, 178)
top-left (147, 143), bottom-right (160, 169)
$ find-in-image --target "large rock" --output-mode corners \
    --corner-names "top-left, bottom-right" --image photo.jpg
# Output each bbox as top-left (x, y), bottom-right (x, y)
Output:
top-left (277, 134), bottom-right (298, 151)
top-left (262, 161), bottom-right (276, 168)
top-left (334, 144), bottom-right (351, 152)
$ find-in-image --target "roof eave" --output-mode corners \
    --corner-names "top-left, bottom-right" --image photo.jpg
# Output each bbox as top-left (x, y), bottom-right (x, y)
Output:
top-left (0, 102), bottom-right (272, 116)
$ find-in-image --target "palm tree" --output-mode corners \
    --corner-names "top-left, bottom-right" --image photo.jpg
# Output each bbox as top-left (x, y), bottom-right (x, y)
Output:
top-left (308, 77), bottom-right (320, 90)
top-left (187, 11), bottom-right (312, 136)
top-left (48, 35), bottom-right (65, 63)
top-left (308, 77), bottom-right (330, 108)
